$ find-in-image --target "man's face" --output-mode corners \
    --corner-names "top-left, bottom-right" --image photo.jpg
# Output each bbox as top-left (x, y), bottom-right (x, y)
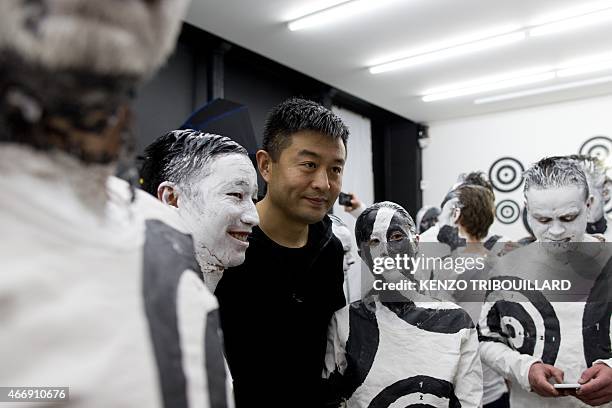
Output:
top-left (526, 185), bottom-right (589, 251)
top-left (332, 223), bottom-right (355, 274)
top-left (357, 206), bottom-right (418, 281)
top-left (178, 154), bottom-right (259, 268)
top-left (263, 130), bottom-right (346, 225)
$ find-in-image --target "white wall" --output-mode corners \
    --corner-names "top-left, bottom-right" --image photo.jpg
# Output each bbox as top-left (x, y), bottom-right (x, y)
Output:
top-left (422, 94), bottom-right (612, 240)
top-left (332, 106), bottom-right (374, 302)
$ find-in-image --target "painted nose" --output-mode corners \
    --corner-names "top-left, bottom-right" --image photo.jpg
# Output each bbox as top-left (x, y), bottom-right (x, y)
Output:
top-left (241, 201), bottom-right (259, 226)
top-left (548, 221), bottom-right (565, 237)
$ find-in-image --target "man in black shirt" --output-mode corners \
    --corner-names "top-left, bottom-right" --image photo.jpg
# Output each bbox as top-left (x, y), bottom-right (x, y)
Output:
top-left (216, 98), bottom-right (349, 407)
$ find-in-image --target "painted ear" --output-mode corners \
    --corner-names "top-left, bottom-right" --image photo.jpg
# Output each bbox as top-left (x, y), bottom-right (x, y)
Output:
top-left (157, 181), bottom-right (179, 207)
top-left (587, 194), bottom-right (594, 208)
top-left (256, 149), bottom-right (272, 183)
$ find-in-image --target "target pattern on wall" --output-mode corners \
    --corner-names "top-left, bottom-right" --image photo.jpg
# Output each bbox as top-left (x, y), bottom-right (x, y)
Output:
top-left (489, 157), bottom-right (525, 193)
top-left (496, 199), bottom-right (520, 225)
top-left (579, 136), bottom-right (612, 163)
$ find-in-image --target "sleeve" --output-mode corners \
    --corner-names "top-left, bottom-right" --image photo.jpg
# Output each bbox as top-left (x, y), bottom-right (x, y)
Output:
top-left (477, 301), bottom-right (541, 391)
top-left (322, 308), bottom-right (350, 407)
top-left (454, 328), bottom-right (483, 408)
top-left (594, 358), bottom-right (612, 368)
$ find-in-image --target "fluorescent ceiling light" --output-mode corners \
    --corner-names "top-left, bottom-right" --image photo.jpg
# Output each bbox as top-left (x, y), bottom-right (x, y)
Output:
top-left (288, 0), bottom-right (381, 31)
top-left (422, 72), bottom-right (555, 102)
top-left (528, 7), bottom-right (612, 36)
top-left (557, 59), bottom-right (612, 77)
top-left (474, 76), bottom-right (612, 104)
top-left (422, 67), bottom-right (552, 95)
top-left (369, 31), bottom-right (525, 74)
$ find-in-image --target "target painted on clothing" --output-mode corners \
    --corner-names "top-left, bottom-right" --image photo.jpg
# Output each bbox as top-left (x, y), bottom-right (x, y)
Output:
top-left (482, 276), bottom-right (561, 365)
top-left (368, 375), bottom-right (460, 408)
top-left (583, 258), bottom-right (612, 367)
top-left (489, 157), bottom-right (525, 193)
top-left (496, 200), bottom-right (520, 225)
top-left (579, 136), bottom-right (612, 163)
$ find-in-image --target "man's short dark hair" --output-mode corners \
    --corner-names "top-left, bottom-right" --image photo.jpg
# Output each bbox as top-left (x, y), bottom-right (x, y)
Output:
top-left (139, 129), bottom-right (247, 196)
top-left (262, 98), bottom-right (349, 161)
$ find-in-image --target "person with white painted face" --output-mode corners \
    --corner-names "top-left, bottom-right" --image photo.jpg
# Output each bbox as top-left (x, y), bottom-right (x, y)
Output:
top-left (140, 130), bottom-right (259, 292)
top-left (478, 157), bottom-right (612, 408)
top-left (0, 0), bottom-right (231, 407)
top-left (566, 155), bottom-right (611, 240)
top-left (330, 214), bottom-right (358, 303)
top-left (215, 98), bottom-right (349, 407)
top-left (323, 202), bottom-right (483, 408)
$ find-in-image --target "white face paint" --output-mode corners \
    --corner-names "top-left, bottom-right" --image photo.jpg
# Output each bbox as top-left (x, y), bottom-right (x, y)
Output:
top-left (438, 197), bottom-right (460, 228)
top-left (332, 223), bottom-right (355, 274)
top-left (178, 154), bottom-right (259, 269)
top-left (587, 184), bottom-right (605, 223)
top-left (526, 185), bottom-right (589, 251)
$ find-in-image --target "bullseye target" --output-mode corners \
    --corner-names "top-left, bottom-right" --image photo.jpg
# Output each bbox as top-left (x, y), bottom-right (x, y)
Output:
top-left (489, 157), bottom-right (525, 193)
top-left (579, 136), bottom-right (612, 163)
top-left (482, 276), bottom-right (561, 365)
top-left (496, 200), bottom-right (520, 225)
top-left (368, 376), bottom-right (460, 408)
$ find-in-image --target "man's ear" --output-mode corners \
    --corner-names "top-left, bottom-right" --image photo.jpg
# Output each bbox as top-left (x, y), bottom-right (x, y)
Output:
top-left (587, 194), bottom-right (594, 208)
top-left (256, 150), bottom-right (272, 183)
top-left (452, 207), bottom-right (461, 224)
top-left (157, 181), bottom-right (179, 208)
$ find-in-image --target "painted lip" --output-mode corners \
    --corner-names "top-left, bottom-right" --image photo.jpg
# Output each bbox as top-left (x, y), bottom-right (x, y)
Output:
top-left (227, 230), bottom-right (251, 246)
top-left (545, 237), bottom-right (571, 242)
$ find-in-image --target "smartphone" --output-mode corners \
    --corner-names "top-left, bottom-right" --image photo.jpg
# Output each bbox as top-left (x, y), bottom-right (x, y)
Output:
top-left (553, 384), bottom-right (581, 389)
top-left (338, 192), bottom-right (352, 206)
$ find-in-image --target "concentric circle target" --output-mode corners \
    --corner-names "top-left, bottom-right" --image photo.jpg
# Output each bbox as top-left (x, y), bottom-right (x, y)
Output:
top-left (482, 276), bottom-right (561, 365)
top-left (496, 200), bottom-right (520, 225)
top-left (368, 376), bottom-right (460, 408)
top-left (579, 136), bottom-right (612, 163)
top-left (489, 157), bottom-right (525, 193)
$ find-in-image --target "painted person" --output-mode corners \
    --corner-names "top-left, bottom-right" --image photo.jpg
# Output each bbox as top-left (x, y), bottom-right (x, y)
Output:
top-left (415, 205), bottom-right (441, 234)
top-left (323, 201), bottom-right (483, 408)
top-left (428, 185), bottom-right (509, 408)
top-left (0, 1), bottom-right (231, 407)
top-left (478, 157), bottom-right (612, 407)
top-left (567, 155), bottom-right (611, 239)
top-left (215, 97), bottom-right (349, 407)
top-left (330, 214), bottom-right (358, 303)
top-left (140, 130), bottom-right (259, 292)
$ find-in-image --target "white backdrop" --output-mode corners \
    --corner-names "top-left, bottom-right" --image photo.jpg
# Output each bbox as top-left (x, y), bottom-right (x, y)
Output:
top-left (422, 94), bottom-right (612, 240)
top-left (332, 106), bottom-right (374, 302)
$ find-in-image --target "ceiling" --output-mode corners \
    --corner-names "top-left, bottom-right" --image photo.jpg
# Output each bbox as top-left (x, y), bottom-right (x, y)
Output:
top-left (185, 0), bottom-right (612, 123)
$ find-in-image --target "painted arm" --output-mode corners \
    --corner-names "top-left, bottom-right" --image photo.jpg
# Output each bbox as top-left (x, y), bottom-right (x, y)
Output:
top-left (454, 328), bottom-right (483, 408)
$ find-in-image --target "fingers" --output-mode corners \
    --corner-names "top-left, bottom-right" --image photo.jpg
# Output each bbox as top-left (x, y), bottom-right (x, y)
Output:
top-left (551, 366), bottom-right (565, 385)
top-left (579, 376), bottom-right (606, 395)
top-left (579, 365), bottom-right (600, 385)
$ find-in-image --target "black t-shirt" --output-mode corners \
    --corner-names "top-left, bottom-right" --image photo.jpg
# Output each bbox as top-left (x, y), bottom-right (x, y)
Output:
top-left (215, 216), bottom-right (346, 407)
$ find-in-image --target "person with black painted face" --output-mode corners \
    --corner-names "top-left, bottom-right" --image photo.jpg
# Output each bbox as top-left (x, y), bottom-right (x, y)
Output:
top-left (323, 201), bottom-right (482, 408)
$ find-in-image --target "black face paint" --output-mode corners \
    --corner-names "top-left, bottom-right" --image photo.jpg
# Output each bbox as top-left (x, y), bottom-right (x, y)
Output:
top-left (357, 207), bottom-right (418, 278)
top-left (440, 190), bottom-right (458, 210)
top-left (586, 216), bottom-right (607, 234)
top-left (437, 225), bottom-right (466, 251)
